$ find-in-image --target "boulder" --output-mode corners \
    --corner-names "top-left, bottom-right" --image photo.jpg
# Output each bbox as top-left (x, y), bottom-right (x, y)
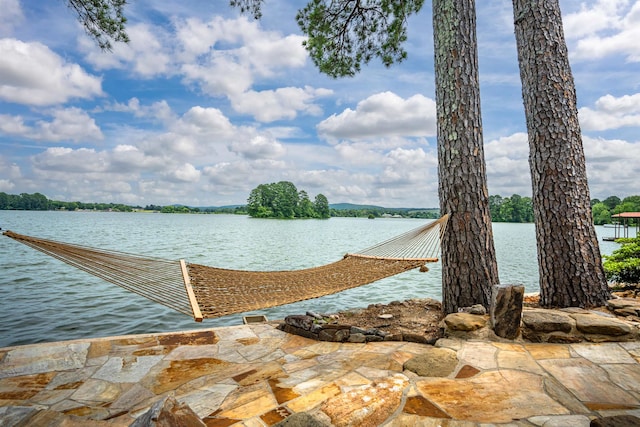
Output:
top-left (571, 313), bottom-right (633, 336)
top-left (285, 315), bottom-right (315, 331)
top-left (522, 309), bottom-right (574, 333)
top-left (443, 313), bottom-right (487, 332)
top-left (403, 347), bottom-right (458, 377)
top-left (607, 298), bottom-right (640, 316)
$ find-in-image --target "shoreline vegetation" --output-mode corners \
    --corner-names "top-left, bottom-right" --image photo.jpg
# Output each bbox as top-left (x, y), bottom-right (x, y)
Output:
top-left (1, 191), bottom-right (638, 223)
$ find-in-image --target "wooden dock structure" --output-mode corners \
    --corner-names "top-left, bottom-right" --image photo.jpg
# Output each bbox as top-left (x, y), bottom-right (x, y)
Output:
top-left (603, 212), bottom-right (640, 241)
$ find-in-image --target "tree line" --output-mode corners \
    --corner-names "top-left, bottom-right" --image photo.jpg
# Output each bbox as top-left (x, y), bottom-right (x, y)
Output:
top-left (591, 196), bottom-right (640, 225)
top-left (0, 192), bottom-right (134, 212)
top-left (490, 194), bottom-right (640, 224)
top-left (0, 192), bottom-right (246, 214)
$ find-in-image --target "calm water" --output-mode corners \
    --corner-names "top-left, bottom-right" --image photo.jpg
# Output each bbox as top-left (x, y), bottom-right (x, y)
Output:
top-left (0, 211), bottom-right (625, 348)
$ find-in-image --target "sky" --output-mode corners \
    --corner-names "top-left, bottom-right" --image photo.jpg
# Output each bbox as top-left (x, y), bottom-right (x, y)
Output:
top-left (0, 0), bottom-right (638, 208)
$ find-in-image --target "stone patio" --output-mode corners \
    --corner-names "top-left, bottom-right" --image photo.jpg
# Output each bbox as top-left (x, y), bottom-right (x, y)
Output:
top-left (1, 322), bottom-right (639, 426)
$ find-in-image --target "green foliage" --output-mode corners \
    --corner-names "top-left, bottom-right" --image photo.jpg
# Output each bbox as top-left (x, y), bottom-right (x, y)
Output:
top-left (488, 194), bottom-right (534, 223)
top-left (0, 192), bottom-right (50, 210)
top-left (65, 0), bottom-right (129, 50)
top-left (247, 181), bottom-right (330, 219)
top-left (488, 193), bottom-right (640, 224)
top-left (296, 0), bottom-right (424, 78)
top-left (591, 202), bottom-right (611, 225)
top-left (330, 206), bottom-right (439, 219)
top-left (603, 196), bottom-right (622, 210)
top-left (229, 0), bottom-right (265, 19)
top-left (591, 195), bottom-right (640, 225)
top-left (603, 237), bottom-right (640, 284)
top-left (313, 193), bottom-right (330, 218)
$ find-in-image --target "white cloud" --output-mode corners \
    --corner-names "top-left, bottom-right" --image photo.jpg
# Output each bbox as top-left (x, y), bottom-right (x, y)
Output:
top-left (178, 16), bottom-right (307, 98)
top-left (165, 163), bottom-right (201, 183)
top-left (485, 132), bottom-right (532, 196)
top-left (579, 93), bottom-right (640, 130)
top-left (80, 14), bottom-right (321, 123)
top-left (0, 179), bottom-right (14, 191)
top-left (563, 0), bottom-right (629, 39)
top-left (0, 108), bottom-right (103, 142)
top-left (0, 0), bottom-right (22, 35)
top-left (0, 156), bottom-right (20, 191)
top-left (100, 98), bottom-right (176, 122)
top-left (37, 108), bottom-right (103, 142)
top-left (318, 92), bottom-right (437, 140)
top-left (82, 23), bottom-right (171, 78)
top-left (32, 147), bottom-right (108, 173)
top-left (566, 1), bottom-right (640, 62)
top-left (229, 135), bottom-right (285, 159)
top-left (230, 86), bottom-right (333, 122)
top-left (0, 39), bottom-right (103, 106)
top-left (583, 135), bottom-right (640, 199)
top-left (0, 114), bottom-right (28, 135)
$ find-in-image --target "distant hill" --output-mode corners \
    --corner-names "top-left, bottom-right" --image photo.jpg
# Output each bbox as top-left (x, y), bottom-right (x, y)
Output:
top-left (196, 205), bottom-right (244, 210)
top-left (330, 203), bottom-right (385, 210)
top-left (330, 203), bottom-right (438, 212)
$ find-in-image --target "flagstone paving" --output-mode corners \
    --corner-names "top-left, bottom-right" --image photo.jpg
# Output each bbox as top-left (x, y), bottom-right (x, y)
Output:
top-left (1, 324), bottom-right (639, 426)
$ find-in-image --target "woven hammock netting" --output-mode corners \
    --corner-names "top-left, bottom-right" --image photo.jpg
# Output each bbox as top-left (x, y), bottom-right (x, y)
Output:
top-left (4, 215), bottom-right (448, 321)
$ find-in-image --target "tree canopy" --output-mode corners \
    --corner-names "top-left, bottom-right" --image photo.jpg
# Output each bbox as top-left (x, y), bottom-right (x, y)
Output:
top-left (246, 181), bottom-right (330, 219)
top-left (489, 194), bottom-right (534, 223)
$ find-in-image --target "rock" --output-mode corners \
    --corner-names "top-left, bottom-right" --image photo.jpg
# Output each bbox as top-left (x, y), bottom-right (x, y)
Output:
top-left (348, 333), bottom-right (366, 343)
top-left (459, 304), bottom-right (487, 315)
top-left (422, 298), bottom-right (442, 308)
top-left (443, 313), bottom-right (487, 331)
top-left (322, 374), bottom-right (408, 426)
top-left (491, 284), bottom-right (525, 339)
top-left (403, 347), bottom-right (458, 377)
top-left (279, 324), bottom-right (318, 340)
top-left (607, 298), bottom-right (640, 316)
top-left (306, 311), bottom-right (323, 319)
top-left (402, 333), bottom-right (431, 344)
top-left (285, 315), bottom-right (314, 331)
top-left (130, 395), bottom-right (205, 427)
top-left (350, 326), bottom-right (379, 336)
top-left (384, 333), bottom-right (404, 341)
top-left (590, 414), bottom-right (640, 426)
top-left (522, 309), bottom-right (574, 333)
top-left (378, 314), bottom-right (393, 319)
top-left (318, 326), bottom-right (350, 342)
top-left (273, 412), bottom-right (329, 427)
top-left (571, 313), bottom-right (633, 336)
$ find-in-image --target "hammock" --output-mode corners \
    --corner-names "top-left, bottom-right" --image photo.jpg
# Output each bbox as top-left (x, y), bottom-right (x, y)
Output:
top-left (3, 215), bottom-right (448, 321)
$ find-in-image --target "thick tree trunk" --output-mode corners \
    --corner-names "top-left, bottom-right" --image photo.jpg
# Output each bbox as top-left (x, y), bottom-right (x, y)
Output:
top-left (433, 0), bottom-right (499, 314)
top-left (512, 0), bottom-right (610, 307)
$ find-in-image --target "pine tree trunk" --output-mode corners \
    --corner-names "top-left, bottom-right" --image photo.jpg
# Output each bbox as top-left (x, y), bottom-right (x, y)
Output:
top-left (433, 0), bottom-right (500, 314)
top-left (512, 0), bottom-right (610, 307)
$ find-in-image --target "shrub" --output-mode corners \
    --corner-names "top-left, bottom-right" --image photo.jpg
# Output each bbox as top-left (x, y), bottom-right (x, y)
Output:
top-left (603, 237), bottom-right (640, 284)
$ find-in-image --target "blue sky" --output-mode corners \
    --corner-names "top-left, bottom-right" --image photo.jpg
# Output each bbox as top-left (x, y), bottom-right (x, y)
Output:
top-left (0, 0), bottom-right (638, 208)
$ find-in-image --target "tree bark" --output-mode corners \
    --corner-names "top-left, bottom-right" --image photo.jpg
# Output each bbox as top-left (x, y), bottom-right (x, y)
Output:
top-left (433, 0), bottom-right (500, 314)
top-left (511, 0), bottom-right (610, 307)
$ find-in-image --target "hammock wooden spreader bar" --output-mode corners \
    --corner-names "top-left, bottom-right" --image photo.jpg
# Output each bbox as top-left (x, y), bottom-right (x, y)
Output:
top-left (3, 215), bottom-right (448, 321)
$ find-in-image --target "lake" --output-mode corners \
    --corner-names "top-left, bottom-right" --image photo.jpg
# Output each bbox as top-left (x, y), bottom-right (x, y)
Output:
top-left (0, 210), bottom-right (627, 348)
